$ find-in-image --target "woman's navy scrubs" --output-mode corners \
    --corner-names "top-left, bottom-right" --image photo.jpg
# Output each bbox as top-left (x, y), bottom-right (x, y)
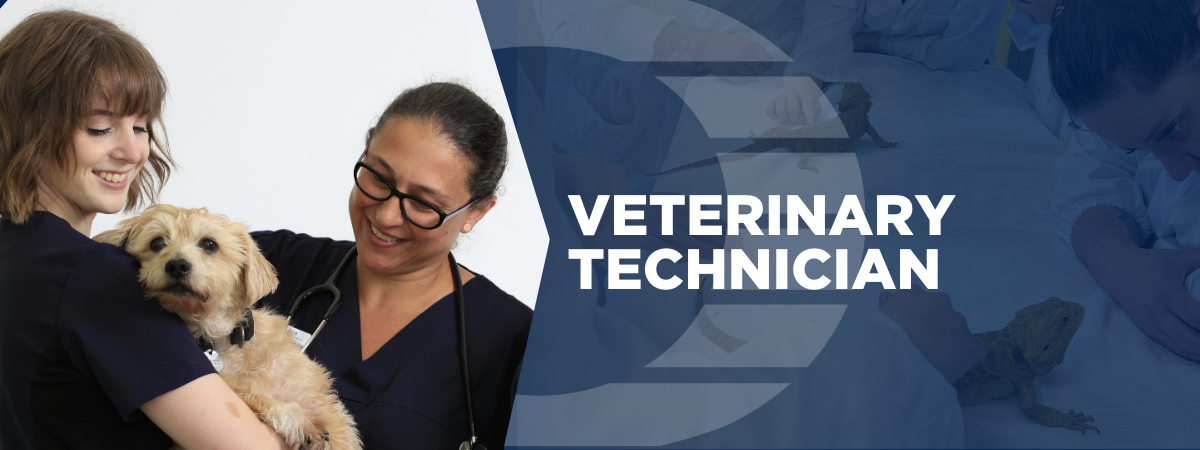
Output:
top-left (252, 230), bottom-right (532, 450)
top-left (0, 212), bottom-right (216, 449)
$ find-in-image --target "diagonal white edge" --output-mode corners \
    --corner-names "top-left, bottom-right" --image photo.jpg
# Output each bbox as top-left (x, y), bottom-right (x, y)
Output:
top-left (647, 304), bottom-right (847, 367)
top-left (657, 76), bottom-right (848, 139)
top-left (481, 0), bottom-right (793, 63)
top-left (508, 382), bottom-right (789, 447)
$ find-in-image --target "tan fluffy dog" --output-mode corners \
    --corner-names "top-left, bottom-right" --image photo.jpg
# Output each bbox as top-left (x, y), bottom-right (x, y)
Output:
top-left (95, 204), bottom-right (361, 450)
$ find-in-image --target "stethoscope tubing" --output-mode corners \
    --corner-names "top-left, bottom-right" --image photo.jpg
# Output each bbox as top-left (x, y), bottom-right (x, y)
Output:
top-left (285, 245), bottom-right (481, 449)
top-left (449, 252), bottom-right (478, 448)
top-left (286, 246), bottom-right (356, 352)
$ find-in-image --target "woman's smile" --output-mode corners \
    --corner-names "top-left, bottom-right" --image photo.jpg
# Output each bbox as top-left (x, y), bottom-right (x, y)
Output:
top-left (93, 169), bottom-right (133, 188)
top-left (367, 221), bottom-right (408, 247)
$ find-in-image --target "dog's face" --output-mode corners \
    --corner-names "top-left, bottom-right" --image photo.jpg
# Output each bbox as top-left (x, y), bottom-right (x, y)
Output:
top-left (95, 204), bottom-right (277, 323)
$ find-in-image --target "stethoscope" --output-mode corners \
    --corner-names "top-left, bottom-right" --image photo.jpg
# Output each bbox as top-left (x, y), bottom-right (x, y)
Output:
top-left (286, 245), bottom-right (485, 450)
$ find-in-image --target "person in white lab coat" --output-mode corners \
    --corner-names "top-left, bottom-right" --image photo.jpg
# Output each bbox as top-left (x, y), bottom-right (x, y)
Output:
top-left (1007, 0), bottom-right (1072, 143)
top-left (768, 0), bottom-right (1009, 125)
top-left (1049, 0), bottom-right (1200, 363)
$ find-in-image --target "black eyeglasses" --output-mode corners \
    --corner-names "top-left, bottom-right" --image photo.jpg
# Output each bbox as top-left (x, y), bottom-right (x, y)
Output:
top-left (354, 161), bottom-right (475, 230)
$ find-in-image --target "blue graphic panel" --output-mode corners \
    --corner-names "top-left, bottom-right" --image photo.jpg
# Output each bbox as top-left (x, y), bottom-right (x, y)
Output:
top-left (479, 1), bottom-right (1200, 448)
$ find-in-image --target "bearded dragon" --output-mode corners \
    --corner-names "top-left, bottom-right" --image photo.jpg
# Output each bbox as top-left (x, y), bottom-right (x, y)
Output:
top-left (644, 82), bottom-right (896, 176)
top-left (953, 297), bottom-right (1097, 434)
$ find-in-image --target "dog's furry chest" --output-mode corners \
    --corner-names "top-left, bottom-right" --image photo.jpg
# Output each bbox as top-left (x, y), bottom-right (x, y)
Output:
top-left (97, 205), bottom-right (361, 449)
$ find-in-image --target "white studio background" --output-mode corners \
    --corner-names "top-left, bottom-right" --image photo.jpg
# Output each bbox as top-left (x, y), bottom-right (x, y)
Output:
top-left (0, 0), bottom-right (547, 308)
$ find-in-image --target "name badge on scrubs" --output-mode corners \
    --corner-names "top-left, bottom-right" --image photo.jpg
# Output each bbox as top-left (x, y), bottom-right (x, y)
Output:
top-left (289, 326), bottom-right (313, 348)
top-left (205, 349), bottom-right (223, 372)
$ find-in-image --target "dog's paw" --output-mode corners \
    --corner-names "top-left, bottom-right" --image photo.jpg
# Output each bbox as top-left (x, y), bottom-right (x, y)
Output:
top-left (297, 431), bottom-right (328, 450)
top-left (319, 415), bottom-right (363, 450)
top-left (303, 428), bottom-right (356, 450)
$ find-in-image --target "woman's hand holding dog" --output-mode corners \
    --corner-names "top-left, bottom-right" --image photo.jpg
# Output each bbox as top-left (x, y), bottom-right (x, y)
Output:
top-left (142, 374), bottom-right (297, 450)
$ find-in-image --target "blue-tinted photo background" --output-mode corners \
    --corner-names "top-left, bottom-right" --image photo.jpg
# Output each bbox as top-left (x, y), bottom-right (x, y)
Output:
top-left (471, 1), bottom-right (1200, 448)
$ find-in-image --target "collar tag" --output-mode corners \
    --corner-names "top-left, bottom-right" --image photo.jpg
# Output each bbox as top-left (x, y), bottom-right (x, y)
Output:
top-left (205, 349), bottom-right (223, 371)
top-left (289, 326), bottom-right (312, 348)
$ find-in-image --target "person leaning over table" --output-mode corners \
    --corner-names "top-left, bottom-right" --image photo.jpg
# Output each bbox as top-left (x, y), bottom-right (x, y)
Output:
top-left (0, 9), bottom-right (300, 450)
top-left (1050, 0), bottom-right (1200, 362)
top-left (251, 82), bottom-right (533, 450)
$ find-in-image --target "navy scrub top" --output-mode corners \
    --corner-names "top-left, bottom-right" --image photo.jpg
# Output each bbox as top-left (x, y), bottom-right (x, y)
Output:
top-left (0, 211), bottom-right (216, 449)
top-left (251, 230), bottom-right (532, 450)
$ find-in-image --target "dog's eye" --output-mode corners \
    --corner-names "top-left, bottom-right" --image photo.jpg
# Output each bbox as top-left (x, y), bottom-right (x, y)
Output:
top-left (199, 238), bottom-right (218, 253)
top-left (150, 237), bottom-right (166, 252)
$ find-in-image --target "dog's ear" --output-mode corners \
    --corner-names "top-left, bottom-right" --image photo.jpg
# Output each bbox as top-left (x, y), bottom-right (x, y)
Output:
top-left (241, 234), bottom-right (279, 306)
top-left (93, 215), bottom-right (141, 248)
top-left (93, 228), bottom-right (129, 248)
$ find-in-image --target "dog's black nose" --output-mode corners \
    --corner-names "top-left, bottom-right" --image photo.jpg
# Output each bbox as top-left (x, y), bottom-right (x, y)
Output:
top-left (165, 258), bottom-right (191, 278)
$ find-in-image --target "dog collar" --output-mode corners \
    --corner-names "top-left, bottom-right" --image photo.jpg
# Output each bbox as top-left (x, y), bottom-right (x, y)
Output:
top-left (198, 308), bottom-right (255, 352)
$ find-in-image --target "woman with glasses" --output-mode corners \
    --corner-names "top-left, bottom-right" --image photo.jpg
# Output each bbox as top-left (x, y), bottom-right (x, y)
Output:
top-left (251, 82), bottom-right (532, 449)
